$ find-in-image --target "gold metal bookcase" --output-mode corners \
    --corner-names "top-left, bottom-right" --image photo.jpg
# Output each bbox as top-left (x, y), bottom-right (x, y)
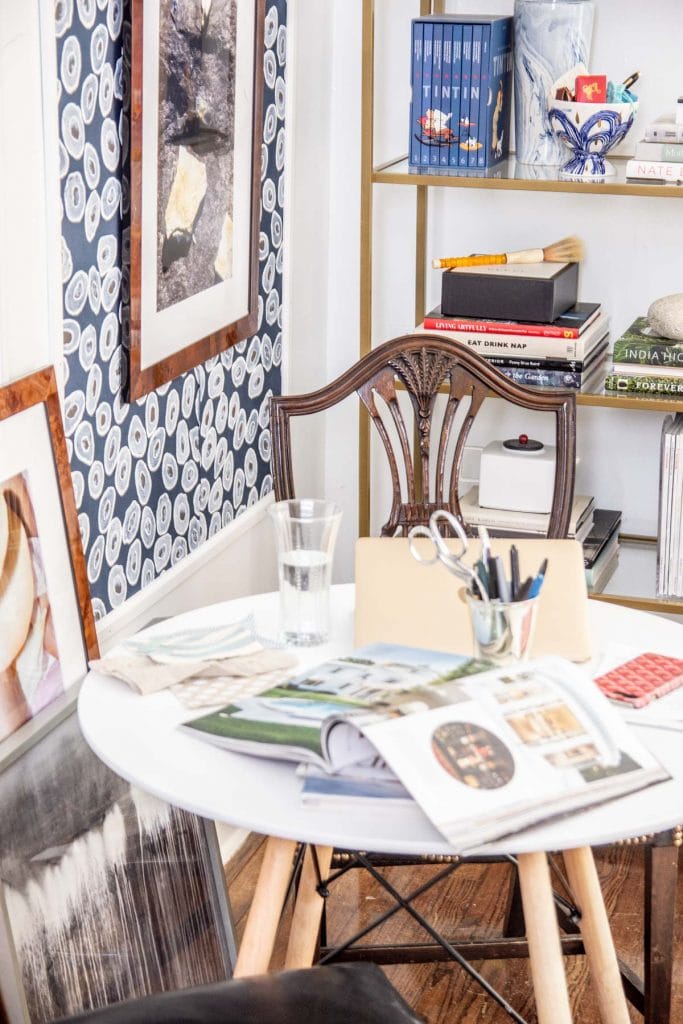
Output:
top-left (359, 0), bottom-right (683, 616)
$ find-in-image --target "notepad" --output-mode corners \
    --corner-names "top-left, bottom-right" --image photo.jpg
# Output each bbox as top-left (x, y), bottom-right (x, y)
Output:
top-left (354, 537), bottom-right (592, 663)
top-left (594, 652), bottom-right (683, 708)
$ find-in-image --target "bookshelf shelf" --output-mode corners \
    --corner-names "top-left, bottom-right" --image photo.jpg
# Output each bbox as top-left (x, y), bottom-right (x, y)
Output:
top-left (374, 156), bottom-right (683, 200)
top-left (575, 388), bottom-right (683, 413)
top-left (590, 537), bottom-right (683, 615)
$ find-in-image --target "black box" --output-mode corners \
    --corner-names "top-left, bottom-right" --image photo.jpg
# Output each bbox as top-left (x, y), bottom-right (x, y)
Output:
top-left (440, 261), bottom-right (579, 324)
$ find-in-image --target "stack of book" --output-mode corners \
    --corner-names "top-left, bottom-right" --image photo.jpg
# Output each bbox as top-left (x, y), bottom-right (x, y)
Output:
top-left (459, 486), bottom-right (595, 543)
top-left (626, 114), bottom-right (683, 183)
top-left (423, 302), bottom-right (609, 390)
top-left (408, 14), bottom-right (513, 171)
top-left (582, 508), bottom-right (621, 594)
top-left (657, 413), bottom-right (683, 599)
top-left (604, 318), bottom-right (683, 397)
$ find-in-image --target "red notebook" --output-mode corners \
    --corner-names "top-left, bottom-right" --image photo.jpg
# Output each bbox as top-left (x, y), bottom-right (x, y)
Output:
top-left (594, 652), bottom-right (683, 709)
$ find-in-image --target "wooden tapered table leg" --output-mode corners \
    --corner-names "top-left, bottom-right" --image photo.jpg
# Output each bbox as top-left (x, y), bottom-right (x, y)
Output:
top-left (517, 851), bottom-right (573, 1024)
top-left (564, 846), bottom-right (630, 1024)
top-left (285, 845), bottom-right (333, 968)
top-left (233, 836), bottom-right (298, 977)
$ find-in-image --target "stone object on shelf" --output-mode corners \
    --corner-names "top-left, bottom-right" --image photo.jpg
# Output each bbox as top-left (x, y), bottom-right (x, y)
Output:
top-left (648, 294), bottom-right (683, 343)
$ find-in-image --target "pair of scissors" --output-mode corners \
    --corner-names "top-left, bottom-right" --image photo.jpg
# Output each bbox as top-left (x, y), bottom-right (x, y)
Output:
top-left (407, 510), bottom-right (489, 603)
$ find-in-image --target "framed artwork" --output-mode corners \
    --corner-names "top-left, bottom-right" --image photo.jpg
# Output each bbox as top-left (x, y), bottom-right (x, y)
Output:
top-left (0, 704), bottom-right (236, 1023)
top-left (130, 0), bottom-right (266, 400)
top-left (0, 367), bottom-right (97, 768)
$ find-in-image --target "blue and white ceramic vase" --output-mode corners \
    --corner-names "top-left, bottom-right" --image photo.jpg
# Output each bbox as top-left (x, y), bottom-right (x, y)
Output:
top-left (514, 0), bottom-right (595, 165)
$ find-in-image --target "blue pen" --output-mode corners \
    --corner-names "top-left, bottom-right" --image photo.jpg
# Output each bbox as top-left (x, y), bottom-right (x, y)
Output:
top-left (529, 558), bottom-right (549, 598)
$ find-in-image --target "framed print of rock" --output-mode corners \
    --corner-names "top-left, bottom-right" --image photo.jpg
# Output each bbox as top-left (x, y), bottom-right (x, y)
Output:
top-left (0, 367), bottom-right (98, 769)
top-left (130, 0), bottom-right (265, 400)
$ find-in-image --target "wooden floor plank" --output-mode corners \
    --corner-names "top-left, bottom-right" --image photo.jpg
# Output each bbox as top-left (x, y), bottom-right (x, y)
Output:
top-left (226, 843), bottom-right (683, 1023)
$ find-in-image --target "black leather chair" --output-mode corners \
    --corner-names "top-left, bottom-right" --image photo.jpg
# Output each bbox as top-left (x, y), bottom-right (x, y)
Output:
top-left (54, 963), bottom-right (425, 1024)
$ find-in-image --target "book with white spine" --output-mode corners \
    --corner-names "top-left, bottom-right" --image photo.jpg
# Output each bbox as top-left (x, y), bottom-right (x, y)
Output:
top-left (626, 158), bottom-right (683, 182)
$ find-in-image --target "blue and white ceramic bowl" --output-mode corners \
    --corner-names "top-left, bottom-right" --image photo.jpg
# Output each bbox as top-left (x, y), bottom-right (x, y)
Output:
top-left (547, 99), bottom-right (637, 179)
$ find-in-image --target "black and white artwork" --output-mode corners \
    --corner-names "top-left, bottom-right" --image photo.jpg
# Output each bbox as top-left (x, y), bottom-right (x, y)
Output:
top-left (0, 711), bottom-right (232, 1023)
top-left (157, 0), bottom-right (237, 310)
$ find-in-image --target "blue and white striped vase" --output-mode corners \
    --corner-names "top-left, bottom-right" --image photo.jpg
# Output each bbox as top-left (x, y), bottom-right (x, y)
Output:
top-left (513, 0), bottom-right (595, 165)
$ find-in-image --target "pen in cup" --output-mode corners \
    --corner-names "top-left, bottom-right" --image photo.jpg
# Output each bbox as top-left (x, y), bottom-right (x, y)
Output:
top-left (515, 576), bottom-right (535, 602)
top-left (509, 545), bottom-right (520, 601)
top-left (494, 557), bottom-right (511, 603)
top-left (530, 557), bottom-right (548, 599)
top-left (486, 555), bottom-right (499, 600)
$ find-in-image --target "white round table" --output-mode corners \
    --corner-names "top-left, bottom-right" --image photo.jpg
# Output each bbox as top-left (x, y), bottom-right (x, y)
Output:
top-left (79, 585), bottom-right (683, 857)
top-left (79, 586), bottom-right (683, 1024)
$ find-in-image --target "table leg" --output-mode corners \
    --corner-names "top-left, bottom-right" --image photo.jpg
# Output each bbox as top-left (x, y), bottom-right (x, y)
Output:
top-left (563, 846), bottom-right (630, 1024)
top-left (233, 835), bottom-right (298, 977)
top-left (517, 851), bottom-right (572, 1024)
top-left (644, 841), bottom-right (678, 1024)
top-left (285, 845), bottom-right (333, 968)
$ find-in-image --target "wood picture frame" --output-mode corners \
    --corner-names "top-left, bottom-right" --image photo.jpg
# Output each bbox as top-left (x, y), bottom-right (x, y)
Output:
top-left (129, 0), bottom-right (266, 401)
top-left (0, 366), bottom-right (98, 770)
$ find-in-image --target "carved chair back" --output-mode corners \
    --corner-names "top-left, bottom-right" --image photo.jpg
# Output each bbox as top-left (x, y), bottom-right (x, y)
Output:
top-left (270, 334), bottom-right (576, 538)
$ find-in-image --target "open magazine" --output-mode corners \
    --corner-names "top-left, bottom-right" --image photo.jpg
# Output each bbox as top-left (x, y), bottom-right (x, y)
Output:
top-left (182, 643), bottom-right (668, 851)
top-left (182, 643), bottom-right (492, 771)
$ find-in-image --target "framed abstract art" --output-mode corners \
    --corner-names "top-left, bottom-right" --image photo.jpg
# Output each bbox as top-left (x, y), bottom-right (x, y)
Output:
top-left (0, 704), bottom-right (236, 1023)
top-left (129, 0), bottom-right (266, 400)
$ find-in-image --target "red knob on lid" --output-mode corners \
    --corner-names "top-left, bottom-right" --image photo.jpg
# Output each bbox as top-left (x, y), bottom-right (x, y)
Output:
top-left (519, 433), bottom-right (529, 446)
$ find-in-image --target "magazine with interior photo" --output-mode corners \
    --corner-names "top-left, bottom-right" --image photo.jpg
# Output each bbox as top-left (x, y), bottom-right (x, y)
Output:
top-left (359, 656), bottom-right (668, 850)
top-left (181, 643), bottom-right (493, 771)
top-left (182, 642), bottom-right (667, 849)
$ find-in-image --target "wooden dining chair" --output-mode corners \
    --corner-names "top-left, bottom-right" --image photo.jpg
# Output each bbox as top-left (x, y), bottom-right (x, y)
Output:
top-left (271, 332), bottom-right (577, 537)
top-left (270, 334), bottom-right (586, 996)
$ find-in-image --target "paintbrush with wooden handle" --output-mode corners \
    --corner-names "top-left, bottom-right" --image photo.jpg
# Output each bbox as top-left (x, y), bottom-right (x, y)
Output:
top-left (432, 236), bottom-right (584, 270)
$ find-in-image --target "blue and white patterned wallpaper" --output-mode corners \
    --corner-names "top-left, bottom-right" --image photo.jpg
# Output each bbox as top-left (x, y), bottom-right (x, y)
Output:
top-left (56, 0), bottom-right (286, 619)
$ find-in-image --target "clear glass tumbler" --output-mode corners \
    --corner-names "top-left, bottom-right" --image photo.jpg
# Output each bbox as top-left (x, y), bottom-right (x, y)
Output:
top-left (268, 499), bottom-right (342, 646)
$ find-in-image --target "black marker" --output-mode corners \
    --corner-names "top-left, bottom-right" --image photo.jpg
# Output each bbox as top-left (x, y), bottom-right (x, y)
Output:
top-left (510, 545), bottom-right (520, 601)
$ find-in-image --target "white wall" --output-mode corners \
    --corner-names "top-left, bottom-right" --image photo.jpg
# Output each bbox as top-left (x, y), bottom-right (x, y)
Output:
top-left (287, 0), bottom-right (683, 595)
top-left (0, 3), bottom-right (61, 386)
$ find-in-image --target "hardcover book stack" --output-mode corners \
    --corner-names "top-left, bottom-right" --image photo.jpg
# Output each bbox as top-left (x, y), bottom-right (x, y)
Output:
top-left (582, 508), bottom-right (621, 594)
top-left (423, 298), bottom-right (609, 391)
top-left (409, 14), bottom-right (513, 171)
top-left (626, 113), bottom-right (683, 183)
top-left (657, 413), bottom-right (683, 599)
top-left (604, 318), bottom-right (683, 396)
top-left (458, 487), bottom-right (595, 544)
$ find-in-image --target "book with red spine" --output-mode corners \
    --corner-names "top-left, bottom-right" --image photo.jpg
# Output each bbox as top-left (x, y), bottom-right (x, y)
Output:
top-left (423, 302), bottom-right (600, 339)
top-left (420, 311), bottom-right (608, 362)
